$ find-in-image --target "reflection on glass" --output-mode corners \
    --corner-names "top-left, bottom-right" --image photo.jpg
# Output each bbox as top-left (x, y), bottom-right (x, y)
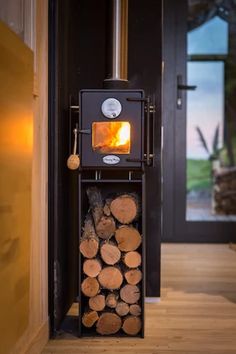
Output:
top-left (92, 121), bottom-right (131, 154)
top-left (186, 1), bottom-right (236, 221)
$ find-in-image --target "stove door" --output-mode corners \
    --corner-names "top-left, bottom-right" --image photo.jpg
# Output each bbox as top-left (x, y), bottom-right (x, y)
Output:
top-left (79, 90), bottom-right (144, 169)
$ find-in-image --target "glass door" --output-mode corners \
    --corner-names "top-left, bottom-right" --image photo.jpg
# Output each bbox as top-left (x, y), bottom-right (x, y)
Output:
top-left (163, 0), bottom-right (236, 242)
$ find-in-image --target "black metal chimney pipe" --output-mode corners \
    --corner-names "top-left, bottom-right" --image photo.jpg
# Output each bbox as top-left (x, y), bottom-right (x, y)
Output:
top-left (104, 0), bottom-right (129, 89)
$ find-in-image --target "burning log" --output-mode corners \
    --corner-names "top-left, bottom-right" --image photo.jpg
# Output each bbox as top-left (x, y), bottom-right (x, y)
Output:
top-left (115, 225), bottom-right (141, 252)
top-left (87, 187), bottom-right (116, 239)
top-left (79, 215), bottom-right (99, 258)
top-left (100, 242), bottom-right (121, 265)
top-left (82, 310), bottom-right (99, 328)
top-left (120, 284), bottom-right (140, 304)
top-left (124, 269), bottom-right (142, 285)
top-left (83, 259), bottom-right (102, 278)
top-left (123, 251), bottom-right (141, 268)
top-left (96, 312), bottom-right (122, 335)
top-left (105, 292), bottom-right (118, 308)
top-left (122, 316), bottom-right (142, 335)
top-left (129, 304), bottom-right (141, 316)
top-left (81, 277), bottom-right (100, 297)
top-left (98, 266), bottom-right (123, 290)
top-left (115, 301), bottom-right (130, 317)
top-left (89, 294), bottom-right (106, 312)
top-left (110, 194), bottom-right (139, 224)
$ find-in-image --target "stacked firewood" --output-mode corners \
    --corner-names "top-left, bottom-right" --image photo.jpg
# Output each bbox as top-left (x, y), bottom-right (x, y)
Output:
top-left (79, 187), bottom-right (143, 336)
top-left (213, 167), bottom-right (236, 215)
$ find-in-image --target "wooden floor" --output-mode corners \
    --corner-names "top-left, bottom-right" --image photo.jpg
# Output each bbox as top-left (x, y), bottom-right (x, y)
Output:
top-left (42, 244), bottom-right (236, 354)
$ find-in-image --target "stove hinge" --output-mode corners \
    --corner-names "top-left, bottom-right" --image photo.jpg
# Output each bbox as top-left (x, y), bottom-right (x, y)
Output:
top-left (126, 96), bottom-right (155, 166)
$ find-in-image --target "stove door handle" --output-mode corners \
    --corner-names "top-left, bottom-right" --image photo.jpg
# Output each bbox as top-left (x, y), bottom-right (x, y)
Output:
top-left (78, 129), bottom-right (91, 135)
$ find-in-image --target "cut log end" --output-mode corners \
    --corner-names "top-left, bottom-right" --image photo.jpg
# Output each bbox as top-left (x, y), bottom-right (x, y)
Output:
top-left (96, 216), bottom-right (116, 240)
top-left (129, 304), bottom-right (141, 316)
top-left (83, 259), bottom-right (102, 278)
top-left (115, 225), bottom-right (142, 252)
top-left (100, 242), bottom-right (121, 265)
top-left (105, 293), bottom-right (118, 308)
top-left (81, 277), bottom-right (100, 297)
top-left (120, 284), bottom-right (140, 304)
top-left (124, 269), bottom-right (142, 285)
top-left (96, 313), bottom-right (122, 335)
top-left (110, 194), bottom-right (138, 224)
top-left (79, 238), bottom-right (99, 259)
top-left (123, 251), bottom-right (141, 268)
top-left (122, 316), bottom-right (142, 335)
top-left (89, 294), bottom-right (106, 312)
top-left (98, 266), bottom-right (123, 290)
top-left (115, 301), bottom-right (130, 317)
top-left (82, 310), bottom-right (99, 328)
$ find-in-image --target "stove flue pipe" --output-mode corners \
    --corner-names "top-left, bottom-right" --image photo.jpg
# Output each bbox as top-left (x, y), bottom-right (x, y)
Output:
top-left (104, 0), bottom-right (129, 88)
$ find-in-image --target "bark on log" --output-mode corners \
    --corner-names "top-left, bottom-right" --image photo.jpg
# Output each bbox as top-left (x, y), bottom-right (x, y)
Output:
top-left (83, 258), bottom-right (102, 278)
top-left (115, 225), bottom-right (141, 252)
top-left (98, 266), bottom-right (123, 290)
top-left (122, 315), bottom-right (142, 335)
top-left (120, 284), bottom-right (140, 304)
top-left (89, 294), bottom-right (106, 312)
top-left (82, 310), bottom-right (99, 328)
top-left (79, 215), bottom-right (99, 258)
top-left (129, 304), bottom-right (141, 316)
top-left (123, 251), bottom-right (141, 268)
top-left (124, 269), bottom-right (142, 285)
top-left (96, 312), bottom-right (122, 335)
top-left (87, 187), bottom-right (116, 239)
top-left (105, 293), bottom-right (118, 308)
top-left (115, 301), bottom-right (130, 317)
top-left (100, 242), bottom-right (121, 265)
top-left (110, 194), bottom-right (138, 224)
top-left (81, 277), bottom-right (100, 297)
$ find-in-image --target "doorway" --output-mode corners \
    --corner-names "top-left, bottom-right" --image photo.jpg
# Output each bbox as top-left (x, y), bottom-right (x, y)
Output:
top-left (163, 0), bottom-right (236, 242)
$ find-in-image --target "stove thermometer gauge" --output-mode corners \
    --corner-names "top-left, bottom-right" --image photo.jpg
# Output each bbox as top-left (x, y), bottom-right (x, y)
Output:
top-left (101, 98), bottom-right (122, 119)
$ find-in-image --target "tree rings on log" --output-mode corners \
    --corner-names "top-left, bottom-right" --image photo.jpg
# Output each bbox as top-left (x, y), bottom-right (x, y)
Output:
top-left (122, 316), bottom-right (142, 335)
top-left (89, 294), bottom-right (106, 312)
top-left (124, 269), bottom-right (142, 285)
top-left (96, 216), bottom-right (116, 240)
top-left (115, 225), bottom-right (141, 252)
top-left (110, 194), bottom-right (138, 224)
top-left (129, 304), bottom-right (141, 316)
top-left (83, 259), bottom-right (102, 278)
top-left (115, 301), bottom-right (130, 317)
top-left (123, 251), bottom-right (141, 268)
top-left (100, 242), bottom-right (121, 265)
top-left (120, 284), bottom-right (140, 304)
top-left (105, 293), bottom-right (118, 308)
top-left (80, 237), bottom-right (99, 259)
top-left (96, 313), bottom-right (122, 335)
top-left (98, 266), bottom-right (123, 290)
top-left (81, 277), bottom-right (100, 297)
top-left (82, 310), bottom-right (99, 328)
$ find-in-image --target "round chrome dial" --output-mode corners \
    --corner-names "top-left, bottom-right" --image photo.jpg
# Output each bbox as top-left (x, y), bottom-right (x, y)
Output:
top-left (101, 98), bottom-right (122, 119)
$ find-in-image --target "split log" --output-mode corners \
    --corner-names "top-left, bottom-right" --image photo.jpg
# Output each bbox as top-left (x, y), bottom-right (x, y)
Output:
top-left (120, 284), bottom-right (140, 304)
top-left (98, 266), bottom-right (123, 290)
top-left (123, 251), bottom-right (141, 268)
top-left (122, 315), bottom-right (142, 335)
top-left (105, 293), bottom-right (118, 308)
top-left (83, 258), bottom-right (102, 278)
top-left (103, 199), bottom-right (112, 216)
top-left (115, 301), bottom-right (129, 316)
top-left (79, 215), bottom-right (99, 258)
top-left (81, 277), bottom-right (100, 297)
top-left (124, 269), bottom-right (142, 285)
top-left (110, 194), bottom-right (138, 224)
top-left (87, 187), bottom-right (116, 239)
top-left (96, 312), bottom-right (122, 335)
top-left (115, 225), bottom-right (141, 252)
top-left (82, 310), bottom-right (99, 327)
top-left (89, 294), bottom-right (106, 312)
top-left (100, 242), bottom-right (121, 265)
top-left (129, 304), bottom-right (141, 316)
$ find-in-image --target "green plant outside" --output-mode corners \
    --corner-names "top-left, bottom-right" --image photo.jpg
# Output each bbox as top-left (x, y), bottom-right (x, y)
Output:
top-left (187, 159), bottom-right (212, 191)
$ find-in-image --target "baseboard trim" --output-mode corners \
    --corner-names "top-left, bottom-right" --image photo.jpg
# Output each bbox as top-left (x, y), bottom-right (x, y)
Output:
top-left (145, 297), bottom-right (161, 303)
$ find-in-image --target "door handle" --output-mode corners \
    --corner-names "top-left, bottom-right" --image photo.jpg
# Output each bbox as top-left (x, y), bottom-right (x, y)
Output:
top-left (177, 74), bottom-right (197, 109)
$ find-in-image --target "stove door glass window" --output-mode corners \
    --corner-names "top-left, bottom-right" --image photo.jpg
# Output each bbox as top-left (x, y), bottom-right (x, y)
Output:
top-left (92, 121), bottom-right (131, 154)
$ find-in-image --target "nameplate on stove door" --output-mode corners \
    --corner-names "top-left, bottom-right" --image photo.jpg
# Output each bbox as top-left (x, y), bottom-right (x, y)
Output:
top-left (103, 155), bottom-right (120, 165)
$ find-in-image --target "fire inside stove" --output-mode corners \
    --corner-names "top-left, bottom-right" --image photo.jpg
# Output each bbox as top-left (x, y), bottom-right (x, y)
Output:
top-left (92, 121), bottom-right (131, 154)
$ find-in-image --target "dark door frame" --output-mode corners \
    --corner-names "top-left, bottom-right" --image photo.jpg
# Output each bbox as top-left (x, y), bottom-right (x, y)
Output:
top-left (162, 0), bottom-right (236, 243)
